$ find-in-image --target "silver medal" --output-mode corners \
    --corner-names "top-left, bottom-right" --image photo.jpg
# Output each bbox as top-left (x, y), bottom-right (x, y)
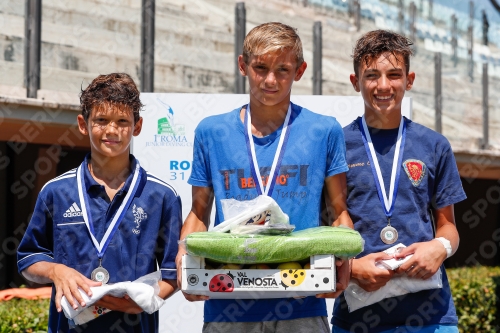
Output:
top-left (91, 265), bottom-right (110, 284)
top-left (380, 225), bottom-right (398, 244)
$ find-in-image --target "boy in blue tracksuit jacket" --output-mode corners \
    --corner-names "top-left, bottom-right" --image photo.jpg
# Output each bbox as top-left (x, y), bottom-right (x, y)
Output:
top-left (17, 73), bottom-right (182, 333)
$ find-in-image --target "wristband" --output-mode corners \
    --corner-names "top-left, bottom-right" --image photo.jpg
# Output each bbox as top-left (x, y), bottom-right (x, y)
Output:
top-left (435, 237), bottom-right (452, 258)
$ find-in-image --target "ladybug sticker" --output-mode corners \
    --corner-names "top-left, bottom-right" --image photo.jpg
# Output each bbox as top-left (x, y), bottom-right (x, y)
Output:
top-left (209, 273), bottom-right (234, 293)
top-left (92, 305), bottom-right (111, 318)
top-left (280, 269), bottom-right (306, 289)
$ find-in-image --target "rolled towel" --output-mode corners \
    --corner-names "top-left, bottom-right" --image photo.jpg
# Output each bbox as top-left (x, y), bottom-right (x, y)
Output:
top-left (61, 271), bottom-right (164, 325)
top-left (184, 226), bottom-right (364, 264)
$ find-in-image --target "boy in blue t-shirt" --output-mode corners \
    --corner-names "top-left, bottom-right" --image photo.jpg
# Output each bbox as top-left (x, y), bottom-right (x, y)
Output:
top-left (331, 30), bottom-right (466, 333)
top-left (177, 22), bottom-right (352, 332)
top-left (17, 73), bottom-right (182, 333)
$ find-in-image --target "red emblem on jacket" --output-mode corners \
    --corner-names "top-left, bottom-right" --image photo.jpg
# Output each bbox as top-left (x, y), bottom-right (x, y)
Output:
top-left (403, 159), bottom-right (426, 186)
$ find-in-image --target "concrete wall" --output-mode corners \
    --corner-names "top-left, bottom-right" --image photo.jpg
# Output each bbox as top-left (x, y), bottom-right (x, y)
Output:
top-left (0, 0), bottom-right (499, 150)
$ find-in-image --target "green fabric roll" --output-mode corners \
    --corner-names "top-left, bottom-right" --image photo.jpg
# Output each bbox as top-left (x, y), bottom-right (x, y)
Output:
top-left (185, 226), bottom-right (364, 264)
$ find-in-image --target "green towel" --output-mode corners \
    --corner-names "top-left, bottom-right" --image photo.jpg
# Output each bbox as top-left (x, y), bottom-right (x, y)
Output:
top-left (185, 226), bottom-right (364, 264)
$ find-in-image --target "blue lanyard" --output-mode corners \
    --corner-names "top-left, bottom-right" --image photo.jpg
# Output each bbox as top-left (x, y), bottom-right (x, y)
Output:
top-left (244, 103), bottom-right (293, 196)
top-left (358, 116), bottom-right (406, 219)
top-left (77, 160), bottom-right (141, 259)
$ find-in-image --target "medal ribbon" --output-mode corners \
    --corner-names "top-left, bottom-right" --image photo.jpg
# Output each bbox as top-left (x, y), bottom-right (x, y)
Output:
top-left (244, 103), bottom-right (293, 196)
top-left (359, 116), bottom-right (406, 219)
top-left (77, 159), bottom-right (141, 259)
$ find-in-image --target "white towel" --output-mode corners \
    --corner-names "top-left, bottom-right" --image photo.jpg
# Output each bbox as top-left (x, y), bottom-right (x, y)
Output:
top-left (344, 270), bottom-right (442, 312)
top-left (214, 195), bottom-right (290, 233)
top-left (61, 271), bottom-right (165, 325)
top-left (344, 244), bottom-right (443, 312)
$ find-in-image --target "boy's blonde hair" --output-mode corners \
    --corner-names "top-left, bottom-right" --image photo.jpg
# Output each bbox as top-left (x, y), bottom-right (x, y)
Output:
top-left (242, 22), bottom-right (304, 66)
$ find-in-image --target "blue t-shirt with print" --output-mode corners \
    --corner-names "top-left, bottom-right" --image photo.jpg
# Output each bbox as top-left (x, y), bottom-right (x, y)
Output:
top-left (332, 117), bottom-right (466, 332)
top-left (189, 103), bottom-right (348, 322)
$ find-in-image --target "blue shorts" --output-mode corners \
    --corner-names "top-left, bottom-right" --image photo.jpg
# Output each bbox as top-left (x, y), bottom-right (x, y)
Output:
top-left (332, 324), bottom-right (459, 333)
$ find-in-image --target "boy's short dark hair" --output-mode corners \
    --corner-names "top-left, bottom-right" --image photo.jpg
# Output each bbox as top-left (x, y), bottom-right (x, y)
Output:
top-left (352, 30), bottom-right (413, 76)
top-left (80, 73), bottom-right (143, 124)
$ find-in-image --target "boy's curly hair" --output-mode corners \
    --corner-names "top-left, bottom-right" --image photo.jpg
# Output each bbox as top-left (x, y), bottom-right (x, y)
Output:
top-left (80, 73), bottom-right (143, 123)
top-left (353, 30), bottom-right (413, 76)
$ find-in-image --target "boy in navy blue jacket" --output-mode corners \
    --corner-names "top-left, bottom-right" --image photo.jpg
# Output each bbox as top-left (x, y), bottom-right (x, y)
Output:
top-left (17, 73), bottom-right (181, 333)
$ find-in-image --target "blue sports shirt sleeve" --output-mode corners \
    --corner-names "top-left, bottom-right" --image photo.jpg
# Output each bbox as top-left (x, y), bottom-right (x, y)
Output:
top-left (17, 193), bottom-right (55, 273)
top-left (432, 140), bottom-right (467, 208)
top-left (326, 118), bottom-right (349, 177)
top-left (188, 124), bottom-right (212, 188)
top-left (158, 193), bottom-right (182, 280)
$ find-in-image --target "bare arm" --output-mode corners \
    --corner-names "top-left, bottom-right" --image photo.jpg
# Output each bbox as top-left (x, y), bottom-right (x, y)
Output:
top-left (179, 186), bottom-right (214, 239)
top-left (324, 173), bottom-right (353, 228)
top-left (317, 173), bottom-right (354, 298)
top-left (23, 261), bottom-right (101, 312)
top-left (396, 204), bottom-right (459, 279)
top-left (158, 279), bottom-right (177, 299)
top-left (176, 186), bottom-right (214, 301)
top-left (22, 261), bottom-right (56, 285)
top-left (433, 204), bottom-right (459, 254)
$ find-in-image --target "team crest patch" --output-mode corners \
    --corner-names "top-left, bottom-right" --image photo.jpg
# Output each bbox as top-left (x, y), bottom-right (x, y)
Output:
top-left (132, 204), bottom-right (147, 234)
top-left (403, 159), bottom-right (426, 186)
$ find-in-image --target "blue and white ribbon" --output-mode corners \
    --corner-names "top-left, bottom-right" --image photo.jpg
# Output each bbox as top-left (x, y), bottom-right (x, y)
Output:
top-left (359, 116), bottom-right (406, 218)
top-left (77, 159), bottom-right (141, 258)
top-left (244, 103), bottom-right (293, 196)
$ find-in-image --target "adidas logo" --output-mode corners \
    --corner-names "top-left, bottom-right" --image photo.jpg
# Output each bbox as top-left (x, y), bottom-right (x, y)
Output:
top-left (63, 202), bottom-right (83, 218)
